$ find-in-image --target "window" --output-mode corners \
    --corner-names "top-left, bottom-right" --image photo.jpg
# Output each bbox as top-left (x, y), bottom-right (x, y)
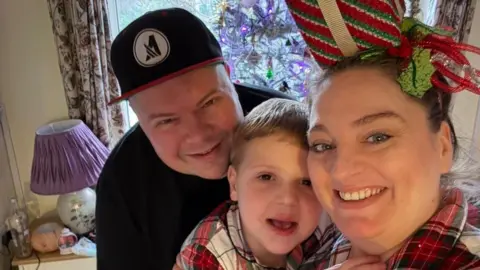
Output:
top-left (107, 0), bottom-right (312, 128)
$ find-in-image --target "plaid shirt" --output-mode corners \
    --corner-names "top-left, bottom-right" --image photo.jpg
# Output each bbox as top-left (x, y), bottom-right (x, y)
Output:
top-left (305, 188), bottom-right (480, 269)
top-left (176, 201), bottom-right (322, 269)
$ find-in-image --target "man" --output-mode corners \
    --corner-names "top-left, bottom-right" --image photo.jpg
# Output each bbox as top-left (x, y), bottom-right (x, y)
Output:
top-left (95, 8), bottom-right (292, 270)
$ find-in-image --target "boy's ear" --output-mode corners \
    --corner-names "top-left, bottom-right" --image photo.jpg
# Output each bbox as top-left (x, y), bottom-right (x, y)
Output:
top-left (227, 165), bottom-right (238, 201)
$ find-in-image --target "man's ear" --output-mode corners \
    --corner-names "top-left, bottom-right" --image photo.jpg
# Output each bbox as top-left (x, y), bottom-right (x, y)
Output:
top-left (438, 121), bottom-right (454, 174)
top-left (224, 63), bottom-right (231, 77)
top-left (227, 165), bottom-right (238, 201)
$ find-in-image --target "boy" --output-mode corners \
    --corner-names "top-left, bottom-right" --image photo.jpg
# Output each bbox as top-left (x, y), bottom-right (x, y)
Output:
top-left (175, 98), bottom-right (322, 269)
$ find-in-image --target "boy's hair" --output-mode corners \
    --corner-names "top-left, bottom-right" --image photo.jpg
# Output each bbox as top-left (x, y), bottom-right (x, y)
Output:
top-left (230, 98), bottom-right (308, 168)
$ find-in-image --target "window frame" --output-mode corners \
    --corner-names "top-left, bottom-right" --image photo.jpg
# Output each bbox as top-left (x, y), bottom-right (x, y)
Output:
top-left (107, 0), bottom-right (139, 128)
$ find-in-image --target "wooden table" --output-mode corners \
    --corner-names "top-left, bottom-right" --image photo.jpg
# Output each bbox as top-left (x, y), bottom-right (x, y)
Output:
top-left (12, 250), bottom-right (96, 270)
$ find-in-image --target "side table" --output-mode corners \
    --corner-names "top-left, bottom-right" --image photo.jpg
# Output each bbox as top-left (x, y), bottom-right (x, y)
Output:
top-left (11, 251), bottom-right (96, 270)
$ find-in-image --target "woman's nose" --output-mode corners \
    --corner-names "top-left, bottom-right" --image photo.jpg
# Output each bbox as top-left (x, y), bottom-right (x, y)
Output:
top-left (329, 148), bottom-right (364, 181)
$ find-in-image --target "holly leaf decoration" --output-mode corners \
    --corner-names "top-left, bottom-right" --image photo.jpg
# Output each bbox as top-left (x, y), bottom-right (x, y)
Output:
top-left (397, 47), bottom-right (435, 98)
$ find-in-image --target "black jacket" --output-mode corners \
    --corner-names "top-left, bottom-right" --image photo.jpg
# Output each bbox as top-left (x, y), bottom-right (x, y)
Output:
top-left (95, 84), bottom-right (293, 270)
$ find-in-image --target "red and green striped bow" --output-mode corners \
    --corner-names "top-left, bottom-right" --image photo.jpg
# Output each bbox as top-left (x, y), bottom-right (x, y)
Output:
top-left (286, 0), bottom-right (480, 97)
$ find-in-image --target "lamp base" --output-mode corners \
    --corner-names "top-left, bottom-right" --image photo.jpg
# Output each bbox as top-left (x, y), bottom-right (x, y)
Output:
top-left (56, 188), bottom-right (96, 235)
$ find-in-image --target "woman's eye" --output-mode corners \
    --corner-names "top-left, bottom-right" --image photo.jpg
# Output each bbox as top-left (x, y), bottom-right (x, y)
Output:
top-left (366, 133), bottom-right (391, 144)
top-left (301, 179), bottom-right (312, 186)
top-left (258, 174), bottom-right (273, 181)
top-left (310, 143), bottom-right (334, 153)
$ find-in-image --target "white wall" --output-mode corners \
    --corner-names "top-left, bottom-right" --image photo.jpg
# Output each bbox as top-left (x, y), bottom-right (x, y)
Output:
top-left (0, 0), bottom-right (69, 216)
top-left (451, 1), bottom-right (480, 152)
top-left (465, 1), bottom-right (480, 151)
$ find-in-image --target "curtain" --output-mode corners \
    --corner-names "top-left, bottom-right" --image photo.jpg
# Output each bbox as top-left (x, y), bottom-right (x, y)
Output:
top-left (47, 0), bottom-right (126, 148)
top-left (430, 0), bottom-right (477, 42)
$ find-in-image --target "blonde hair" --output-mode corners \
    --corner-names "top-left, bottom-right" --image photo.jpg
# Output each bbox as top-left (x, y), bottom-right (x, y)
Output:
top-left (230, 98), bottom-right (308, 168)
top-left (308, 53), bottom-right (480, 206)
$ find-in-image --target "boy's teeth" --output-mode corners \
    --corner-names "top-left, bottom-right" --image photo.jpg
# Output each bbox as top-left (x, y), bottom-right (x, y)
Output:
top-left (271, 220), bottom-right (294, 229)
top-left (339, 188), bottom-right (385, 201)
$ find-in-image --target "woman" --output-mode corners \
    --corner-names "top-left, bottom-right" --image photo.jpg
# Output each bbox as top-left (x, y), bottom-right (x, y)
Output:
top-left (288, 3), bottom-right (480, 270)
top-left (307, 53), bottom-right (480, 269)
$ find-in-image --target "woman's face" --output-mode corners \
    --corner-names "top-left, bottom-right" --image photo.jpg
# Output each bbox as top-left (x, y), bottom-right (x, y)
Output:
top-left (307, 67), bottom-right (454, 251)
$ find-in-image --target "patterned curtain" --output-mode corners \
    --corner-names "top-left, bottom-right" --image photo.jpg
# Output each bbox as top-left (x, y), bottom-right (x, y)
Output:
top-left (47, 0), bottom-right (126, 148)
top-left (430, 0), bottom-right (477, 42)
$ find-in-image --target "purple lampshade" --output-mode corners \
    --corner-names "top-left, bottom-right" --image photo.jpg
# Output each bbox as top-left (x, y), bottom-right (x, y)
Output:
top-left (30, 119), bottom-right (110, 195)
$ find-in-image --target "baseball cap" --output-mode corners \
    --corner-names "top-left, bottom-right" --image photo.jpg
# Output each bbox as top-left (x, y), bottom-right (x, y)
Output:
top-left (109, 8), bottom-right (224, 104)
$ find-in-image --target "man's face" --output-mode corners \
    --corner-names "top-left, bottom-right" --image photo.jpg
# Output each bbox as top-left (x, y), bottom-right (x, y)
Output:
top-left (131, 65), bottom-right (244, 179)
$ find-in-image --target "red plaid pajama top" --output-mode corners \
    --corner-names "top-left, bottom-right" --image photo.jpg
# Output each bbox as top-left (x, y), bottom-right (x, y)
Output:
top-left (176, 201), bottom-right (323, 269)
top-left (304, 188), bottom-right (480, 269)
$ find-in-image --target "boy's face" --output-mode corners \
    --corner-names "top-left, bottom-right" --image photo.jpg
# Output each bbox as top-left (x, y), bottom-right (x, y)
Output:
top-left (228, 134), bottom-right (322, 260)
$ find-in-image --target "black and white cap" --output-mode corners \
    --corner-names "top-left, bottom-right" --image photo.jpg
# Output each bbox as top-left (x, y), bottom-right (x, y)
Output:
top-left (109, 8), bottom-right (224, 104)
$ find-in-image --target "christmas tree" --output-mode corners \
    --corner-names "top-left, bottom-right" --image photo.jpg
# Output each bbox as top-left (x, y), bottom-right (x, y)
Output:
top-left (214, 0), bottom-right (316, 99)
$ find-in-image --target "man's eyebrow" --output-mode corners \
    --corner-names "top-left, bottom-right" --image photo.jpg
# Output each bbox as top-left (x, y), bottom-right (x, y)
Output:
top-left (309, 111), bottom-right (405, 134)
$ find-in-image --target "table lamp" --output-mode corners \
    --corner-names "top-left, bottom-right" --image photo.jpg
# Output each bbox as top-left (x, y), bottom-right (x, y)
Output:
top-left (30, 119), bottom-right (109, 234)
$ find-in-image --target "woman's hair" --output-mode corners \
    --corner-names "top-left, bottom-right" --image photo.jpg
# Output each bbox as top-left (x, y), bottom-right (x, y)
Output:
top-left (308, 53), bottom-right (480, 206)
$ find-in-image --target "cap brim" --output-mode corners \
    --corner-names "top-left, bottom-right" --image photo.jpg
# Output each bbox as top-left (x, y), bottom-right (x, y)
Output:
top-left (108, 57), bottom-right (225, 105)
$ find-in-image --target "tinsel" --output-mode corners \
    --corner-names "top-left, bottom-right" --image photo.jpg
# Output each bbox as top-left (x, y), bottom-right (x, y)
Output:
top-left (213, 0), bottom-right (316, 99)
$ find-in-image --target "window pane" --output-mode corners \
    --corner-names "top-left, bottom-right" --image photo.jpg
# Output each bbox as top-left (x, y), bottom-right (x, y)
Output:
top-left (127, 103), bottom-right (138, 127)
top-left (115, 0), bottom-right (219, 32)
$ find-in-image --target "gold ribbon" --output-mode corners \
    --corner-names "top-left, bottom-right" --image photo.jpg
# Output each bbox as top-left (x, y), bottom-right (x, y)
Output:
top-left (394, 0), bottom-right (405, 19)
top-left (316, 0), bottom-right (358, 57)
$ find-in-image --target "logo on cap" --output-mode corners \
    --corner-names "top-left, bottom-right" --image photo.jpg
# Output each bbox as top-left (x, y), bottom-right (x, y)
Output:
top-left (133, 29), bottom-right (170, 67)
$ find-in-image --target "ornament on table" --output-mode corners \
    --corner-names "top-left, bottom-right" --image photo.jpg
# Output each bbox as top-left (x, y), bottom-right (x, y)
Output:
top-left (58, 228), bottom-right (78, 255)
top-left (88, 228), bottom-right (96, 243)
top-left (30, 221), bottom-right (63, 253)
top-left (71, 237), bottom-right (96, 257)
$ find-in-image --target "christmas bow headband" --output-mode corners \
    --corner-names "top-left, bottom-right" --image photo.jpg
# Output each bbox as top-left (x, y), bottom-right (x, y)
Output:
top-left (286, 0), bottom-right (480, 98)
